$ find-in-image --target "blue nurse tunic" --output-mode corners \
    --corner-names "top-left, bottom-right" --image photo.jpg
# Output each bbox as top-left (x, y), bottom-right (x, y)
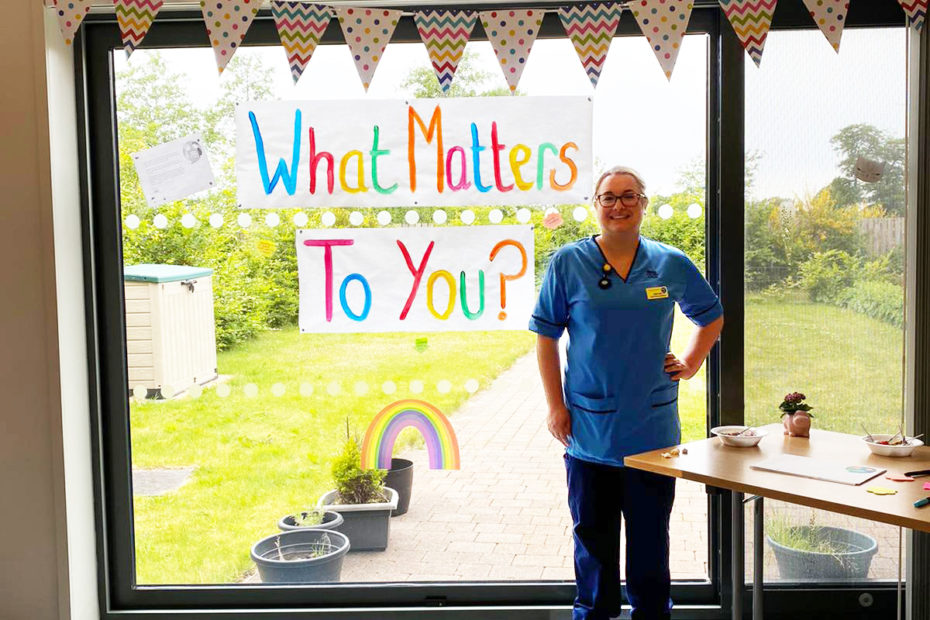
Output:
top-left (529, 235), bottom-right (722, 467)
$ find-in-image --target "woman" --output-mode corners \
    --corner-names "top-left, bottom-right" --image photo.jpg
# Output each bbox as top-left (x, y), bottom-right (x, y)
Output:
top-left (529, 166), bottom-right (724, 620)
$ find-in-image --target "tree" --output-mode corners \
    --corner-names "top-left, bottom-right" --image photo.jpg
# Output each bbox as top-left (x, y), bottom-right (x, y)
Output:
top-left (401, 50), bottom-right (520, 98)
top-left (828, 124), bottom-right (905, 215)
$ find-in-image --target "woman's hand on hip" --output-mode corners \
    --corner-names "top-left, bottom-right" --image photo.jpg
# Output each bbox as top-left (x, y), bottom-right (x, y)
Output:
top-left (547, 406), bottom-right (572, 447)
top-left (665, 352), bottom-right (697, 381)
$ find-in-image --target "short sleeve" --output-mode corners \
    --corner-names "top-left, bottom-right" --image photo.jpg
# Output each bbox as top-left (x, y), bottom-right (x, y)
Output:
top-left (528, 253), bottom-right (569, 339)
top-left (677, 255), bottom-right (723, 326)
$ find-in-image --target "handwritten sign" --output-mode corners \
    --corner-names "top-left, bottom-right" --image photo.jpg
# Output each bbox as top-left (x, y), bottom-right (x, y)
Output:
top-left (296, 226), bottom-right (534, 333)
top-left (237, 97), bottom-right (592, 208)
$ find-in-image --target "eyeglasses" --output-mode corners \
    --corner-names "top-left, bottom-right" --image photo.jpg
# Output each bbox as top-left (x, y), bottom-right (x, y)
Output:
top-left (596, 193), bottom-right (647, 208)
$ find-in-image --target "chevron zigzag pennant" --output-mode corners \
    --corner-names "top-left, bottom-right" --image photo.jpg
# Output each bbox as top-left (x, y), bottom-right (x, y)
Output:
top-left (898, 0), bottom-right (928, 30)
top-left (557, 2), bottom-right (623, 88)
top-left (719, 0), bottom-right (777, 67)
top-left (114, 0), bottom-right (164, 57)
top-left (335, 7), bottom-right (402, 92)
top-left (414, 10), bottom-right (477, 93)
top-left (800, 0), bottom-right (848, 52)
top-left (53, 0), bottom-right (94, 46)
top-left (271, 1), bottom-right (332, 83)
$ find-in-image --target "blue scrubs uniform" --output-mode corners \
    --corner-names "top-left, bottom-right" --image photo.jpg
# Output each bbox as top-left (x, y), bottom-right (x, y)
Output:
top-left (529, 235), bottom-right (722, 620)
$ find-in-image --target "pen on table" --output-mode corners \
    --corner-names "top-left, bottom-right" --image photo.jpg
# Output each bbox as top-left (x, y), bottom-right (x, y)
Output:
top-left (916, 497), bottom-right (930, 508)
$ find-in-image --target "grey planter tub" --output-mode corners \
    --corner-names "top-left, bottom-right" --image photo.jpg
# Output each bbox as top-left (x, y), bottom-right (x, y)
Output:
top-left (767, 526), bottom-right (878, 580)
top-left (277, 509), bottom-right (344, 532)
top-left (251, 529), bottom-right (350, 583)
top-left (317, 487), bottom-right (398, 552)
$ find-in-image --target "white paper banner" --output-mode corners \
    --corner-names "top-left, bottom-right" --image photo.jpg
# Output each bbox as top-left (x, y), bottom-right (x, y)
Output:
top-left (236, 97), bottom-right (592, 208)
top-left (296, 225), bottom-right (534, 333)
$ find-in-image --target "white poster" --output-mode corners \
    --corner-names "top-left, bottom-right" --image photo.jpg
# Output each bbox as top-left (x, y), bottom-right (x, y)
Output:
top-left (296, 226), bottom-right (534, 333)
top-left (132, 134), bottom-right (215, 208)
top-left (237, 97), bottom-right (592, 208)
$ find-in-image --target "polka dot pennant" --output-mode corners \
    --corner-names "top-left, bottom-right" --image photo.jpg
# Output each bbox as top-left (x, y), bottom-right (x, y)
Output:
top-left (719, 0), bottom-right (777, 68)
top-left (478, 10), bottom-right (544, 94)
top-left (897, 0), bottom-right (927, 32)
top-left (199, 0), bottom-right (262, 75)
top-left (800, 0), bottom-right (849, 52)
top-left (53, 0), bottom-right (94, 46)
top-left (115, 0), bottom-right (165, 57)
top-left (334, 7), bottom-right (402, 92)
top-left (629, 0), bottom-right (695, 81)
top-left (557, 2), bottom-right (624, 89)
top-left (271, 1), bottom-right (332, 84)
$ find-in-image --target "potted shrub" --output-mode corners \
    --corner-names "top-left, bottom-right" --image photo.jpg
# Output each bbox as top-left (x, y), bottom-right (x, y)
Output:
top-left (278, 508), bottom-right (344, 532)
top-left (251, 529), bottom-right (350, 583)
top-left (780, 391), bottom-right (814, 437)
top-left (765, 510), bottom-right (877, 580)
top-left (317, 426), bottom-right (398, 551)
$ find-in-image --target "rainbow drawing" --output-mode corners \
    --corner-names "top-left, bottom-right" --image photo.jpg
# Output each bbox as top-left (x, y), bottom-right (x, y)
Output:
top-left (361, 399), bottom-right (460, 470)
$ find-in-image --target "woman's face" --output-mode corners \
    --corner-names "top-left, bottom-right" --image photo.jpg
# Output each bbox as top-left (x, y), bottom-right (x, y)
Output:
top-left (594, 173), bottom-right (648, 235)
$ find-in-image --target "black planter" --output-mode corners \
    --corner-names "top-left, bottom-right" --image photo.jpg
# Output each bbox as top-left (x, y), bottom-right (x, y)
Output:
top-left (383, 458), bottom-right (414, 517)
top-left (277, 509), bottom-right (344, 532)
top-left (251, 529), bottom-right (350, 583)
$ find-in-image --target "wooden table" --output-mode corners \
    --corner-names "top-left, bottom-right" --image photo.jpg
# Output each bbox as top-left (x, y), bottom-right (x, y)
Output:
top-left (624, 424), bottom-right (930, 620)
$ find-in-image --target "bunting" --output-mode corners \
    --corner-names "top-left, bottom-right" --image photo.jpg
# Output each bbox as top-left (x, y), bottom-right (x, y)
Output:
top-left (200, 0), bottom-right (262, 74)
top-left (114, 0), bottom-right (164, 57)
top-left (478, 9), bottom-right (544, 93)
top-left (53, 0), bottom-right (94, 46)
top-left (800, 0), bottom-right (849, 52)
top-left (557, 2), bottom-right (623, 88)
top-left (629, 0), bottom-right (695, 80)
top-left (414, 10), bottom-right (477, 93)
top-left (335, 7), bottom-right (402, 92)
top-left (719, 0), bottom-right (777, 67)
top-left (271, 1), bottom-right (332, 84)
top-left (898, 0), bottom-right (927, 30)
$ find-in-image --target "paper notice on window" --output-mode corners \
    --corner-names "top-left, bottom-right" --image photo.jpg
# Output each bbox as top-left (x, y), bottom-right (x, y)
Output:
top-left (132, 134), bottom-right (215, 208)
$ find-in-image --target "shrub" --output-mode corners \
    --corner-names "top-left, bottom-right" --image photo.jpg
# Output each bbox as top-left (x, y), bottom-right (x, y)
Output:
top-left (836, 280), bottom-right (904, 329)
top-left (798, 250), bottom-right (858, 303)
top-left (331, 429), bottom-right (386, 505)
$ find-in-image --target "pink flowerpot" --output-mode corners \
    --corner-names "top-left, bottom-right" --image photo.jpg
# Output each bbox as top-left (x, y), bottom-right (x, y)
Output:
top-left (783, 411), bottom-right (811, 437)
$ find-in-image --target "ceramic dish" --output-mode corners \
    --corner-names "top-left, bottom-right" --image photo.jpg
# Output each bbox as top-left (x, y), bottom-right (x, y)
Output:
top-left (861, 434), bottom-right (924, 457)
top-left (710, 426), bottom-right (767, 447)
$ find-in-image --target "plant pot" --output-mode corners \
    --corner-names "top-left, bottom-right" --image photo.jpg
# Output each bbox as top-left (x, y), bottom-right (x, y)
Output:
top-left (277, 509), bottom-right (344, 532)
top-left (251, 529), bottom-right (350, 583)
top-left (782, 411), bottom-right (811, 437)
top-left (318, 487), bottom-right (398, 552)
top-left (766, 526), bottom-right (878, 580)
top-left (383, 458), bottom-right (414, 517)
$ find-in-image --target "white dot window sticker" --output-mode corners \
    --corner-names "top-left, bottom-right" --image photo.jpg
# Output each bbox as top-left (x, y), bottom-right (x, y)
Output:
top-left (243, 383), bottom-right (259, 398)
top-left (299, 382), bottom-right (314, 397)
top-left (405, 210), bottom-right (420, 225)
top-left (271, 382), bottom-right (286, 397)
top-left (377, 210), bottom-right (392, 226)
top-left (326, 381), bottom-right (341, 395)
top-left (488, 208), bottom-right (503, 224)
top-left (460, 209), bottom-right (475, 225)
top-left (132, 384), bottom-right (147, 399)
top-left (382, 380), bottom-right (397, 395)
top-left (464, 379), bottom-right (479, 393)
top-left (409, 379), bottom-right (424, 394)
top-left (188, 384), bottom-right (203, 399)
top-left (516, 208), bottom-right (531, 224)
top-left (437, 379), bottom-right (452, 394)
top-left (237, 213), bottom-right (253, 228)
top-left (265, 212), bottom-right (281, 227)
top-left (293, 212), bottom-right (309, 227)
top-left (573, 206), bottom-right (589, 222)
top-left (160, 384), bottom-right (175, 399)
top-left (349, 211), bottom-right (364, 226)
top-left (153, 214), bottom-right (168, 229)
top-left (432, 209), bottom-right (447, 224)
top-left (354, 381), bottom-right (369, 396)
top-left (181, 213), bottom-right (197, 228)
top-left (209, 213), bottom-right (224, 228)
top-left (687, 203), bottom-right (703, 219)
top-left (321, 211), bottom-right (336, 227)
top-left (658, 204), bottom-right (674, 220)
top-left (216, 384), bottom-right (231, 398)
top-left (124, 214), bottom-right (140, 230)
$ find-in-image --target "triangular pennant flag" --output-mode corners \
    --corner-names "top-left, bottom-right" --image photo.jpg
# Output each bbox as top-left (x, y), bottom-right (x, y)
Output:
top-left (114, 0), bottom-right (164, 57)
top-left (200, 0), bottom-right (262, 75)
top-left (271, 1), bottom-right (332, 84)
top-left (899, 0), bottom-right (928, 30)
top-left (335, 7), bottom-right (402, 92)
top-left (629, 0), bottom-right (695, 81)
top-left (478, 9), bottom-right (544, 93)
top-left (719, 0), bottom-right (777, 67)
top-left (53, 0), bottom-right (94, 46)
top-left (557, 2), bottom-right (623, 88)
top-left (800, 0), bottom-right (849, 52)
top-left (414, 10), bottom-right (477, 93)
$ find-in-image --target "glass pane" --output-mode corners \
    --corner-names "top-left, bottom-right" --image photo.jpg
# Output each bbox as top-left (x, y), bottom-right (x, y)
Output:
top-left (744, 27), bottom-right (907, 584)
top-left (116, 33), bottom-right (709, 586)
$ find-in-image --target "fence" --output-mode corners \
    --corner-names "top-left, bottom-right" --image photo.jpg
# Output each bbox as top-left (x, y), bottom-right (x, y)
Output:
top-left (858, 217), bottom-right (904, 255)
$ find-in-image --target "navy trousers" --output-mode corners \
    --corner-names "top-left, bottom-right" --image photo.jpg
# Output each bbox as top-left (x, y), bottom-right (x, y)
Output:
top-left (565, 453), bottom-right (676, 620)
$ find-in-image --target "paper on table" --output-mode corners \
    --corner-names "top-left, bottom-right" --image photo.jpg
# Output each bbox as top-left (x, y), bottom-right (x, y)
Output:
top-left (132, 134), bottom-right (215, 208)
top-left (751, 454), bottom-right (886, 486)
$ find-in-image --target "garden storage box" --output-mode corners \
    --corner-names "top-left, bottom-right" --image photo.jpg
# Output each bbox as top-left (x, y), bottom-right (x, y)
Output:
top-left (124, 264), bottom-right (217, 398)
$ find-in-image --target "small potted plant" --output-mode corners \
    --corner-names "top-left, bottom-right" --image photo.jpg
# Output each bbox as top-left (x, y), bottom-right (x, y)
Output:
top-left (277, 507), bottom-right (344, 532)
top-left (780, 392), bottom-right (814, 437)
top-left (317, 424), bottom-right (398, 551)
top-left (765, 509), bottom-right (877, 580)
top-left (251, 529), bottom-right (350, 583)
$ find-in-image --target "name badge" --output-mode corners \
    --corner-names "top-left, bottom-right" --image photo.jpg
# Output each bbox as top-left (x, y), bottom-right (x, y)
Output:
top-left (645, 286), bottom-right (669, 300)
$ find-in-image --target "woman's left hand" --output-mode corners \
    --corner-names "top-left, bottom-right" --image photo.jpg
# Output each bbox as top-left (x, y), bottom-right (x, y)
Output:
top-left (664, 352), bottom-right (696, 381)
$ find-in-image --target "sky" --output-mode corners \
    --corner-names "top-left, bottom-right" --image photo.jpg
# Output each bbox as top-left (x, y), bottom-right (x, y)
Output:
top-left (114, 25), bottom-right (907, 200)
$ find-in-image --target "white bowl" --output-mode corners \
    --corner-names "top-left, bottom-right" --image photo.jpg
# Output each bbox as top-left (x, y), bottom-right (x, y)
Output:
top-left (711, 426), bottom-right (767, 447)
top-left (861, 434), bottom-right (924, 457)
